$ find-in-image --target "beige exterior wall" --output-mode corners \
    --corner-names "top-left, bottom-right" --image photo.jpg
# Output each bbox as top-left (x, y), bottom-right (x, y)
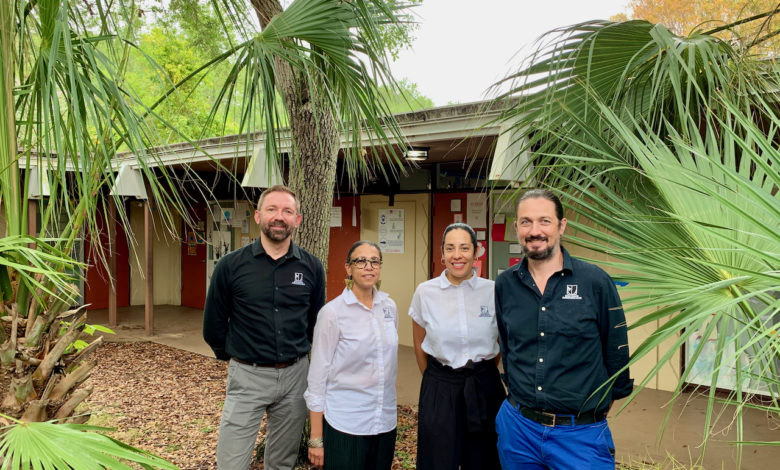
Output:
top-left (128, 202), bottom-right (182, 306)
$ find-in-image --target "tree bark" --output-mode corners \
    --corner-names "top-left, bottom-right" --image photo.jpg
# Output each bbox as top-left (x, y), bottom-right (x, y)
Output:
top-left (1, 376), bottom-right (35, 412)
top-left (250, 0), bottom-right (339, 272)
top-left (53, 388), bottom-right (91, 419)
top-left (49, 359), bottom-right (97, 402)
top-left (32, 313), bottom-right (86, 383)
top-left (20, 399), bottom-right (47, 422)
top-left (66, 336), bottom-right (103, 371)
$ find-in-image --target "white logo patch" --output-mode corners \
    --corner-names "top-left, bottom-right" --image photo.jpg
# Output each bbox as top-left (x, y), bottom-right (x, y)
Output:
top-left (383, 307), bottom-right (394, 319)
top-left (562, 284), bottom-right (582, 300)
top-left (292, 272), bottom-right (306, 286)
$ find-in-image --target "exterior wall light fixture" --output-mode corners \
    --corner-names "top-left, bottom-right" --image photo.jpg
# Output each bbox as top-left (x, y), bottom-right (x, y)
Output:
top-left (404, 146), bottom-right (430, 161)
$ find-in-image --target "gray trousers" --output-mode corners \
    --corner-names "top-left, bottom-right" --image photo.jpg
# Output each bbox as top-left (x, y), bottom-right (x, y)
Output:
top-left (217, 357), bottom-right (309, 470)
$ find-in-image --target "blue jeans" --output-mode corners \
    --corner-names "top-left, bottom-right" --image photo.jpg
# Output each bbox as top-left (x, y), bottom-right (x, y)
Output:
top-left (495, 399), bottom-right (616, 469)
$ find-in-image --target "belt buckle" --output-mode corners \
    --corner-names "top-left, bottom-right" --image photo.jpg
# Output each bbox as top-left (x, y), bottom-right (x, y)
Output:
top-left (541, 411), bottom-right (556, 427)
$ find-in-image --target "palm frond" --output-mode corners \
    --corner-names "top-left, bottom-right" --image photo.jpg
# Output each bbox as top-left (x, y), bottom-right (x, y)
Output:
top-left (0, 416), bottom-right (179, 470)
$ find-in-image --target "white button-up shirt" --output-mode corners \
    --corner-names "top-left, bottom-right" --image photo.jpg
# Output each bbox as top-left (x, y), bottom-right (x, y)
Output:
top-left (409, 271), bottom-right (499, 369)
top-left (305, 288), bottom-right (398, 435)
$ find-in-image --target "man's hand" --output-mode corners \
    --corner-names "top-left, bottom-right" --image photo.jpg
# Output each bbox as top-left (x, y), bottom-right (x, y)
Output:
top-left (308, 447), bottom-right (324, 467)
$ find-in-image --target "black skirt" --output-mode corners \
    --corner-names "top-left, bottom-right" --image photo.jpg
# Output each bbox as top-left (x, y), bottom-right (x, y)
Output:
top-left (323, 419), bottom-right (397, 470)
top-left (416, 355), bottom-right (505, 470)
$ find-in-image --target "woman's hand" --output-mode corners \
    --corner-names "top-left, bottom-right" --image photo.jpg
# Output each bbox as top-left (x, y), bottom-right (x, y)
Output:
top-left (308, 446), bottom-right (324, 467)
top-left (308, 411), bottom-right (325, 466)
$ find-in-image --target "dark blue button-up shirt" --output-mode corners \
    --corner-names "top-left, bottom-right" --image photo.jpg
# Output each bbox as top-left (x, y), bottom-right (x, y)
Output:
top-left (495, 247), bottom-right (633, 415)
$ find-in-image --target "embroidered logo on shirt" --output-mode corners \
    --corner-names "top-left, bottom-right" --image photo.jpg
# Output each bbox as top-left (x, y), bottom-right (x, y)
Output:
top-left (383, 307), bottom-right (394, 319)
top-left (479, 305), bottom-right (492, 317)
top-left (562, 284), bottom-right (582, 300)
top-left (292, 272), bottom-right (306, 286)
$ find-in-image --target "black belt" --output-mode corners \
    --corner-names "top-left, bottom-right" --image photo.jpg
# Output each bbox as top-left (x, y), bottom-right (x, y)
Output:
top-left (232, 354), bottom-right (304, 369)
top-left (508, 396), bottom-right (606, 427)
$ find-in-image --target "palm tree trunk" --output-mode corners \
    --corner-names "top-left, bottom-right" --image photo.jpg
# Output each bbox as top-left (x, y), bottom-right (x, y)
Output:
top-left (251, 0), bottom-right (338, 271)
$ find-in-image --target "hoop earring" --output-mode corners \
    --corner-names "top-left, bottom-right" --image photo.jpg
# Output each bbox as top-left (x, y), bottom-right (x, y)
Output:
top-left (345, 275), bottom-right (354, 290)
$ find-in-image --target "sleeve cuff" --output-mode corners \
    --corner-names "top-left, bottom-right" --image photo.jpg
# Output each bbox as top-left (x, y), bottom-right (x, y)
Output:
top-left (408, 308), bottom-right (423, 325)
top-left (304, 390), bottom-right (324, 412)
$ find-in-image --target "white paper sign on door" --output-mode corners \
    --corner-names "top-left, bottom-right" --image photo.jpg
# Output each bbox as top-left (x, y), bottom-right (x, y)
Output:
top-left (467, 193), bottom-right (487, 228)
top-left (378, 209), bottom-right (404, 254)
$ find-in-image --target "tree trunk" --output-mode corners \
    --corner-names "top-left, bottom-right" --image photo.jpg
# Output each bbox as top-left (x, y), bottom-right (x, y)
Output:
top-left (250, 0), bottom-right (339, 272)
top-left (0, 303), bottom-right (100, 422)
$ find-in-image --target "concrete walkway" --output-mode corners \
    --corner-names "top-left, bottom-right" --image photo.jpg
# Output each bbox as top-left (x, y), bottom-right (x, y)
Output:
top-left (88, 305), bottom-right (780, 469)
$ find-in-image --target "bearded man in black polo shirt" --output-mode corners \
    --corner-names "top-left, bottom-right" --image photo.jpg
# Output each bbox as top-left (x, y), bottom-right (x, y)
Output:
top-left (494, 189), bottom-right (633, 469)
top-left (204, 185), bottom-right (325, 470)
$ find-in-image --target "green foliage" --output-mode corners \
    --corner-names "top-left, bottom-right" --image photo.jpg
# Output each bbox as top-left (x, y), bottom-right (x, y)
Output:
top-left (121, 0), bottom-right (423, 142)
top-left (122, 1), bottom-right (248, 141)
top-left (0, 415), bottom-right (179, 469)
top-left (380, 78), bottom-right (435, 114)
top-left (0, 236), bottom-right (80, 301)
top-left (59, 320), bottom-right (115, 352)
top-left (377, 0), bottom-right (422, 60)
top-left (178, 0), bottom-right (414, 190)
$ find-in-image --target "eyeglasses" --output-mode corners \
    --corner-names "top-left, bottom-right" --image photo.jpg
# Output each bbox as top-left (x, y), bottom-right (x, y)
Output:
top-left (350, 258), bottom-right (382, 269)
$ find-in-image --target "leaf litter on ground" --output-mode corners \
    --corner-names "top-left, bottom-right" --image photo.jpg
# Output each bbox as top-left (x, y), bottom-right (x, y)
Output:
top-left (85, 342), bottom-right (419, 469)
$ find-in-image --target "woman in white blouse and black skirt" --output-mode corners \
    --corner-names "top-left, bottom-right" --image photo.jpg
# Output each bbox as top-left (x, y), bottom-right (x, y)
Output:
top-left (409, 223), bottom-right (505, 470)
top-left (305, 241), bottom-right (398, 469)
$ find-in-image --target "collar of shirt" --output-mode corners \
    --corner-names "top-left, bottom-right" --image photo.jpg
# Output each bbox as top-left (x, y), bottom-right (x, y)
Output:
top-left (513, 246), bottom-right (574, 282)
top-left (437, 269), bottom-right (479, 289)
top-left (341, 287), bottom-right (390, 310)
top-left (251, 238), bottom-right (302, 260)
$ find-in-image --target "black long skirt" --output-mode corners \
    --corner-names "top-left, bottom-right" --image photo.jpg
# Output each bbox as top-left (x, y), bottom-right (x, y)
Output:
top-left (416, 356), bottom-right (505, 470)
top-left (323, 419), bottom-right (396, 470)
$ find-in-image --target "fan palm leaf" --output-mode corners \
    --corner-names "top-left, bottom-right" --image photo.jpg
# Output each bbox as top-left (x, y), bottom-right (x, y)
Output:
top-left (0, 416), bottom-right (179, 469)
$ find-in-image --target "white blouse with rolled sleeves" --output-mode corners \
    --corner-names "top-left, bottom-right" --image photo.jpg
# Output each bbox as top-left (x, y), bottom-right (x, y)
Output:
top-left (304, 288), bottom-right (398, 435)
top-left (409, 271), bottom-right (499, 369)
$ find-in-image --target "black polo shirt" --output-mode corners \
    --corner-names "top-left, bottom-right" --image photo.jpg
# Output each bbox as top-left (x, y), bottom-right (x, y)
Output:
top-left (495, 246), bottom-right (633, 416)
top-left (203, 238), bottom-right (325, 363)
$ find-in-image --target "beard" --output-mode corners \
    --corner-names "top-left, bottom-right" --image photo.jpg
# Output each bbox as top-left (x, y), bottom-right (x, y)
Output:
top-left (261, 220), bottom-right (293, 241)
top-left (522, 236), bottom-right (556, 261)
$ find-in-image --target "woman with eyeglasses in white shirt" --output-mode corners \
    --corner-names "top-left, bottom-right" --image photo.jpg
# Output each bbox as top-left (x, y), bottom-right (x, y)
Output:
top-left (409, 223), bottom-right (505, 470)
top-left (305, 241), bottom-right (398, 469)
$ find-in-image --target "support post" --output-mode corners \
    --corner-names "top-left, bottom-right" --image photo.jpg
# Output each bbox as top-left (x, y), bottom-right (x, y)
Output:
top-left (27, 200), bottom-right (37, 248)
top-left (144, 201), bottom-right (154, 336)
top-left (108, 202), bottom-right (117, 327)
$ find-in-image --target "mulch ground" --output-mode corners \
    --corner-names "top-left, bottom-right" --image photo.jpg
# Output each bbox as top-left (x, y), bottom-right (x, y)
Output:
top-left (85, 342), bottom-right (418, 469)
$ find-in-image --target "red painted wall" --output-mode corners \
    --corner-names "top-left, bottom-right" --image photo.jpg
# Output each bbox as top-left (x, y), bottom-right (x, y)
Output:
top-left (326, 196), bottom-right (361, 301)
top-left (181, 201), bottom-right (208, 308)
top-left (84, 209), bottom-right (130, 310)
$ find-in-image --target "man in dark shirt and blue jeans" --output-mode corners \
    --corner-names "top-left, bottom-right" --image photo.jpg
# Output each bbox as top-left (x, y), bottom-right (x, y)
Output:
top-left (495, 189), bottom-right (633, 469)
top-left (204, 185), bottom-right (325, 470)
